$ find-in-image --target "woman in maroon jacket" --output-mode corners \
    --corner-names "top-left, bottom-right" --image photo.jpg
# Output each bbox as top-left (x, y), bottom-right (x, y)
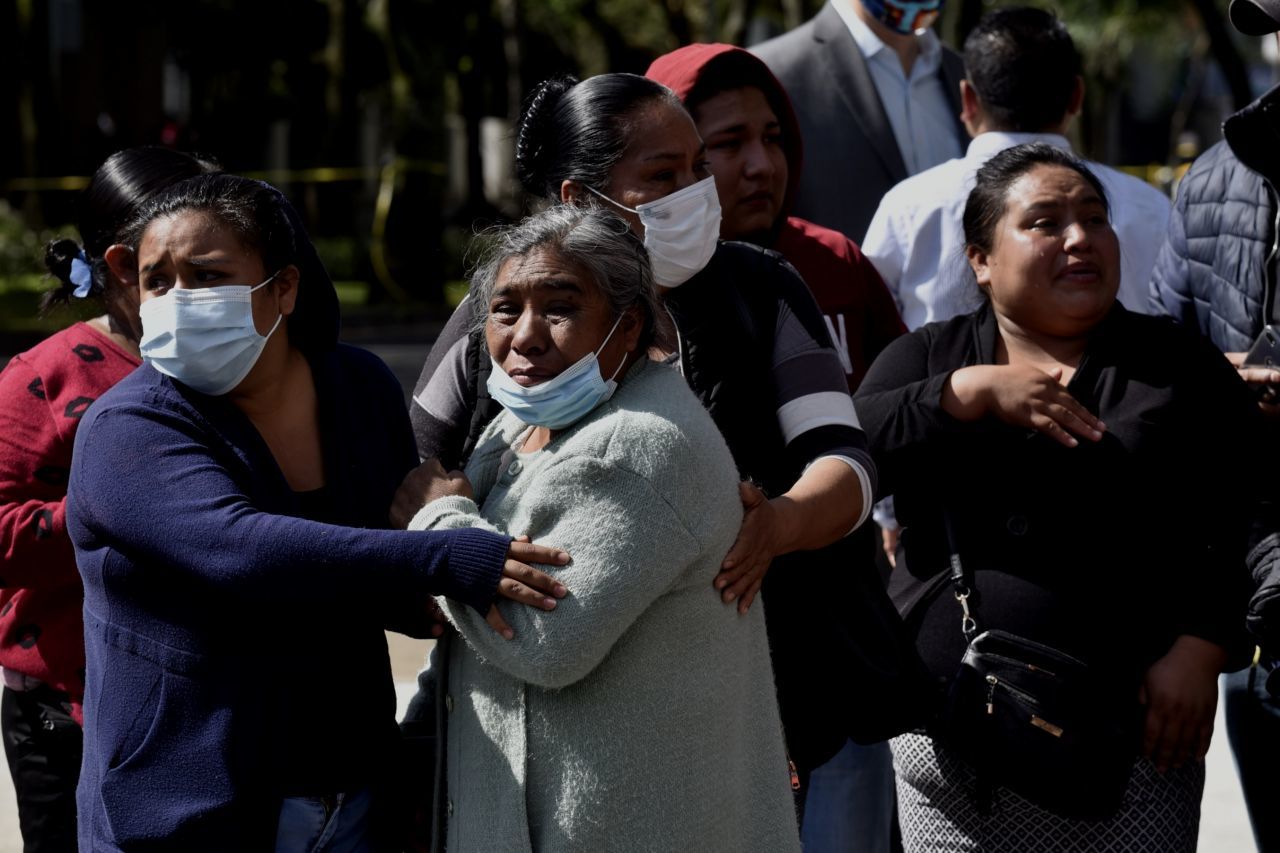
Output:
top-left (0, 148), bottom-right (216, 852)
top-left (646, 43), bottom-right (905, 392)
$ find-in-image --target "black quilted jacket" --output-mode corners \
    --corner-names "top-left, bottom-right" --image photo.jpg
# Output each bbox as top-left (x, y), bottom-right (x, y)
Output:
top-left (1149, 82), bottom-right (1280, 353)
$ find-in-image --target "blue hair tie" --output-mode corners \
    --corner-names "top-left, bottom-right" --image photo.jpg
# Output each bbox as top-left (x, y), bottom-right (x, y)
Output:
top-left (69, 250), bottom-right (93, 298)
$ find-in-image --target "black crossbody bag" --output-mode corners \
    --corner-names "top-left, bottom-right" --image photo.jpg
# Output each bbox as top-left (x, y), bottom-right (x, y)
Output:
top-left (931, 513), bottom-right (1139, 820)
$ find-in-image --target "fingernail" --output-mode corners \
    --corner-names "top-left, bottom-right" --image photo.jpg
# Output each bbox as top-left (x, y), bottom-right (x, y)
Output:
top-left (554, 584), bottom-right (568, 597)
top-left (724, 591), bottom-right (737, 603)
top-left (1067, 437), bottom-right (1078, 447)
top-left (503, 629), bottom-right (514, 640)
top-left (714, 579), bottom-right (726, 590)
top-left (1096, 420), bottom-right (1107, 430)
top-left (543, 597), bottom-right (557, 609)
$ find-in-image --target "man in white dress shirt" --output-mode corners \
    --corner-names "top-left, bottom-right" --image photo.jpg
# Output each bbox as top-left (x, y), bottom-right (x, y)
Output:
top-left (862, 6), bottom-right (1171, 329)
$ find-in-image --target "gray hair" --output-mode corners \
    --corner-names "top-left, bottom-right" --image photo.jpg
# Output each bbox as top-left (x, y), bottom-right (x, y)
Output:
top-left (469, 205), bottom-right (665, 351)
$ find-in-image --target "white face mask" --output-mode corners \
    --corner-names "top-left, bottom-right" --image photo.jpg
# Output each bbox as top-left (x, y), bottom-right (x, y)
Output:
top-left (139, 274), bottom-right (283, 396)
top-left (587, 175), bottom-right (721, 288)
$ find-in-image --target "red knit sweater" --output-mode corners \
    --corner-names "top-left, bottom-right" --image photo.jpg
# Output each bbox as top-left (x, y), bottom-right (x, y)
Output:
top-left (0, 322), bottom-right (139, 723)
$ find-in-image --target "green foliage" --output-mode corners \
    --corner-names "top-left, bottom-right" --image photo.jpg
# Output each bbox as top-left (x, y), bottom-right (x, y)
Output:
top-left (0, 200), bottom-right (66, 278)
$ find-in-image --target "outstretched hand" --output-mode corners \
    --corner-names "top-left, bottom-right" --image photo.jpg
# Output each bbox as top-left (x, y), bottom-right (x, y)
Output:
top-left (714, 481), bottom-right (781, 615)
top-left (485, 535), bottom-right (571, 639)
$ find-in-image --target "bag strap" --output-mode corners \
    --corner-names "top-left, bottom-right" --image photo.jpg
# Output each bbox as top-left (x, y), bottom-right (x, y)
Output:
top-left (943, 509), bottom-right (979, 642)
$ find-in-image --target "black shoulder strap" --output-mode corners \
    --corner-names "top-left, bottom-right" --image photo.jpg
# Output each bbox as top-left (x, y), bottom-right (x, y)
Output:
top-left (460, 326), bottom-right (501, 468)
top-left (944, 510), bottom-right (978, 641)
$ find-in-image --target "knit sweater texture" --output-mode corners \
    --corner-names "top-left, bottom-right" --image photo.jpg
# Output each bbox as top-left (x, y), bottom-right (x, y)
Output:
top-left (0, 322), bottom-right (139, 721)
top-left (410, 358), bottom-right (801, 853)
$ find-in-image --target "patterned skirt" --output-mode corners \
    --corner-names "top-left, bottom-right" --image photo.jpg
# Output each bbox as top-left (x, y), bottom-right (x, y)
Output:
top-left (890, 733), bottom-right (1204, 853)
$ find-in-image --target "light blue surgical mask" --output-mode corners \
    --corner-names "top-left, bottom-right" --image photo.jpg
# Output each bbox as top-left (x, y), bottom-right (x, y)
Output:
top-left (486, 315), bottom-right (627, 430)
top-left (139, 273), bottom-right (284, 396)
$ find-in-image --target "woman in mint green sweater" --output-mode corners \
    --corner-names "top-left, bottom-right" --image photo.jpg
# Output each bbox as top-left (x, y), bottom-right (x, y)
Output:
top-left (408, 205), bottom-right (801, 852)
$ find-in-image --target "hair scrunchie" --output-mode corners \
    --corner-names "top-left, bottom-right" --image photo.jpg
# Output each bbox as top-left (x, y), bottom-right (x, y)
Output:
top-left (69, 250), bottom-right (93, 298)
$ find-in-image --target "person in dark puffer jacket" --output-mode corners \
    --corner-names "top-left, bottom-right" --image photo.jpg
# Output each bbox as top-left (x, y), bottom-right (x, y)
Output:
top-left (1148, 3), bottom-right (1280, 850)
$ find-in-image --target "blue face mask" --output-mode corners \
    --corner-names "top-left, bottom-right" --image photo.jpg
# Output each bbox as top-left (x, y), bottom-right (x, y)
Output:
top-left (486, 315), bottom-right (627, 430)
top-left (139, 273), bottom-right (284, 396)
top-left (862, 0), bottom-right (943, 34)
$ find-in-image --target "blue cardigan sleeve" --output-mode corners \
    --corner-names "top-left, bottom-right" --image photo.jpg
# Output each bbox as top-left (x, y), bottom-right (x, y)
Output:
top-left (68, 401), bottom-right (509, 615)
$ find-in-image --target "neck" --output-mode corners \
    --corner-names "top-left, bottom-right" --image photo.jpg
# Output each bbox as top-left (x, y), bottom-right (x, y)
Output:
top-left (227, 333), bottom-right (302, 421)
top-left (993, 312), bottom-right (1090, 370)
top-left (88, 313), bottom-right (141, 359)
top-left (853, 1), bottom-right (921, 75)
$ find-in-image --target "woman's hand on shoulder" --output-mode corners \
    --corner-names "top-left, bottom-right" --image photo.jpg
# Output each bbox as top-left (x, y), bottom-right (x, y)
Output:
top-left (391, 459), bottom-right (475, 528)
top-left (714, 481), bottom-right (780, 615)
top-left (942, 364), bottom-right (1105, 448)
top-left (1139, 634), bottom-right (1228, 772)
top-left (486, 535), bottom-right (571, 640)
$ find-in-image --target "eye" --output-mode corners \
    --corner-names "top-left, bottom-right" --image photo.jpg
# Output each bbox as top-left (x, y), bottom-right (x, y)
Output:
top-left (545, 301), bottom-right (578, 319)
top-left (143, 275), bottom-right (170, 293)
top-left (708, 138), bottom-right (741, 152)
top-left (1030, 218), bottom-right (1058, 231)
top-left (194, 269), bottom-right (227, 283)
top-left (763, 132), bottom-right (784, 147)
top-left (489, 300), bottom-right (519, 319)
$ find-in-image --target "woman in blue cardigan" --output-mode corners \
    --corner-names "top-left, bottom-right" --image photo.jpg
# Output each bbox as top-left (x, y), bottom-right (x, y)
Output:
top-left (68, 174), bottom-right (568, 851)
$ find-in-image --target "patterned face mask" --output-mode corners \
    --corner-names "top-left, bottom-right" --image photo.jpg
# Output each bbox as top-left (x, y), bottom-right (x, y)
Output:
top-left (861, 0), bottom-right (944, 34)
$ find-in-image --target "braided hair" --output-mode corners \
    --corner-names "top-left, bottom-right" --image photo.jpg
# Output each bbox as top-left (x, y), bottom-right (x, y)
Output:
top-left (514, 73), bottom-right (682, 201)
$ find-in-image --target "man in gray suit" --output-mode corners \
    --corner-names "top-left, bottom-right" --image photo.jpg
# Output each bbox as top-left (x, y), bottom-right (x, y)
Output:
top-left (754, 0), bottom-right (968, 243)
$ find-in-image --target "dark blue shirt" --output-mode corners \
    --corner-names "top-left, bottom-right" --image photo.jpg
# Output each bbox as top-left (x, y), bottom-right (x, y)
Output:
top-left (68, 346), bottom-right (510, 850)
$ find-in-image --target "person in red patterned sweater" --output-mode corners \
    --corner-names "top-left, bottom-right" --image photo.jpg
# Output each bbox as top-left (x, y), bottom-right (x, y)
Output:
top-left (0, 147), bottom-right (216, 852)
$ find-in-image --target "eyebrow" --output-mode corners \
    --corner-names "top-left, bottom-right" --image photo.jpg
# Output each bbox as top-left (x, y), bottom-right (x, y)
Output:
top-left (139, 254), bottom-right (235, 273)
top-left (493, 277), bottom-right (584, 296)
top-left (706, 119), bottom-right (782, 136)
top-left (641, 143), bottom-right (707, 162)
top-left (1023, 194), bottom-right (1106, 212)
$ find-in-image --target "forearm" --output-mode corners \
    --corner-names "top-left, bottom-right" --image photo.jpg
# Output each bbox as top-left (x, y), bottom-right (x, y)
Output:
top-left (770, 457), bottom-right (865, 553)
top-left (940, 366), bottom-right (992, 422)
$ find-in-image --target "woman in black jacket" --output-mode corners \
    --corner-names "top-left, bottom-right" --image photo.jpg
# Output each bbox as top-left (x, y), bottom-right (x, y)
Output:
top-left (854, 144), bottom-right (1261, 852)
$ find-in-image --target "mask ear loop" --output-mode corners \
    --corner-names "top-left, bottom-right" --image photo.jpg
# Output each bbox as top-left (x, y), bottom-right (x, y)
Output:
top-left (596, 313), bottom-right (630, 382)
top-left (584, 185), bottom-right (639, 214)
top-left (250, 269), bottom-right (286, 340)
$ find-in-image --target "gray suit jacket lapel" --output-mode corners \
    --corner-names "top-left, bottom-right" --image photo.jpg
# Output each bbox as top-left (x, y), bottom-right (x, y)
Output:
top-left (811, 2), bottom-right (908, 182)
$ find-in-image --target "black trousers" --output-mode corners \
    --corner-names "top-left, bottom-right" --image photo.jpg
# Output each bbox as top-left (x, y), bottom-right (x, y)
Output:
top-left (2, 684), bottom-right (81, 853)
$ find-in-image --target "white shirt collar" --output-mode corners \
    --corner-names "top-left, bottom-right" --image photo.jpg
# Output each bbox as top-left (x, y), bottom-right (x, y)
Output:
top-left (833, 0), bottom-right (942, 70)
top-left (965, 131), bottom-right (1072, 162)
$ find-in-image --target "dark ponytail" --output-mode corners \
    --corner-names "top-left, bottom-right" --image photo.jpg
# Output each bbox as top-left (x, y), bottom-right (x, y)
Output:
top-left (514, 73), bottom-right (682, 200)
top-left (40, 238), bottom-right (91, 314)
top-left (40, 147), bottom-right (219, 314)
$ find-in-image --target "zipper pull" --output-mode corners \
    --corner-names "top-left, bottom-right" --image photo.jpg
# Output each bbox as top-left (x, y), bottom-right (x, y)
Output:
top-left (788, 758), bottom-right (801, 792)
top-left (986, 674), bottom-right (998, 715)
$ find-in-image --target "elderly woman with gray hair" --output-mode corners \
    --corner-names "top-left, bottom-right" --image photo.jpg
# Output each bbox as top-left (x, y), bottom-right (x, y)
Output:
top-left (405, 205), bottom-right (801, 852)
